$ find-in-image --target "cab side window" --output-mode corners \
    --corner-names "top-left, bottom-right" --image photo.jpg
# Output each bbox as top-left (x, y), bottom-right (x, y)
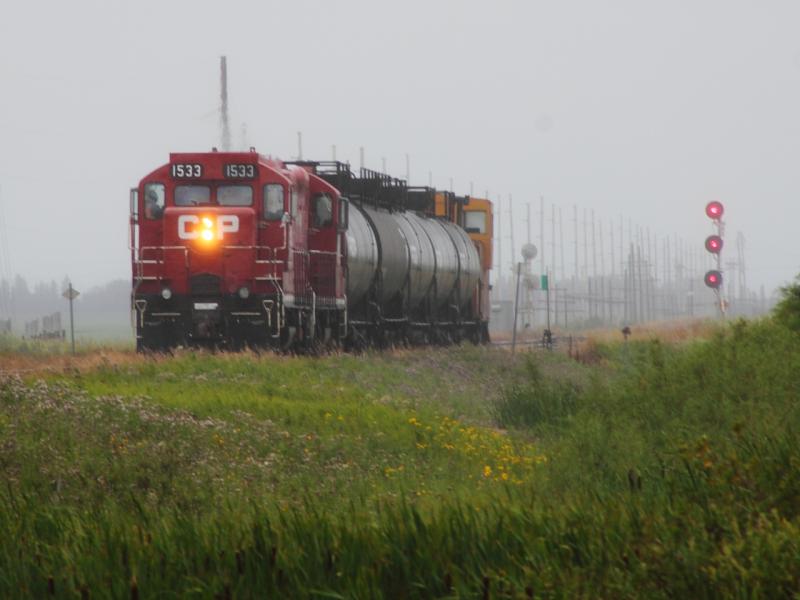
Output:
top-left (143, 183), bottom-right (165, 220)
top-left (312, 193), bottom-right (333, 228)
top-left (263, 184), bottom-right (284, 220)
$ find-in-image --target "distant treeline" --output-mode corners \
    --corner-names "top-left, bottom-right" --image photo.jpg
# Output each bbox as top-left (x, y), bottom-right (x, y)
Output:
top-left (0, 276), bottom-right (131, 340)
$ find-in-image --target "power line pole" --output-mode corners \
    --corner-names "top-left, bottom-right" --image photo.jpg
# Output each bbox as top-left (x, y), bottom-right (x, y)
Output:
top-left (497, 195), bottom-right (502, 301)
top-left (526, 203), bottom-right (531, 245)
top-left (512, 263), bottom-right (522, 354)
top-left (559, 207), bottom-right (566, 327)
top-left (551, 204), bottom-right (557, 325)
top-left (539, 196), bottom-right (545, 283)
top-left (509, 195), bottom-right (516, 281)
top-left (591, 210), bottom-right (597, 320)
top-left (573, 205), bottom-right (579, 283)
top-left (599, 220), bottom-right (606, 323)
top-left (609, 219), bottom-right (616, 324)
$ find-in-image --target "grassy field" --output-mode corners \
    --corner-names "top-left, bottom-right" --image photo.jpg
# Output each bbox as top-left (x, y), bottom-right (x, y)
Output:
top-left (1, 320), bottom-right (799, 598)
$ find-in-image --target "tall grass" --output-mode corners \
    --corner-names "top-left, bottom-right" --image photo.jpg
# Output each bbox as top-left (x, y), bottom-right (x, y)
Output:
top-left (2, 321), bottom-right (800, 597)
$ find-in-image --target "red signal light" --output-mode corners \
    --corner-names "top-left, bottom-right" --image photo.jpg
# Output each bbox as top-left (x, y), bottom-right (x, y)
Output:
top-left (705, 201), bottom-right (724, 220)
top-left (704, 270), bottom-right (722, 289)
top-left (705, 235), bottom-right (723, 254)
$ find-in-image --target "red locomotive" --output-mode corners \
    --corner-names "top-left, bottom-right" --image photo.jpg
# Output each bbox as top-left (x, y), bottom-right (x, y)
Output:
top-left (130, 149), bottom-right (492, 351)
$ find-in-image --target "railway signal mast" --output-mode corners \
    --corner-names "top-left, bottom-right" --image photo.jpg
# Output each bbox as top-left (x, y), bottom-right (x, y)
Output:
top-left (703, 201), bottom-right (726, 317)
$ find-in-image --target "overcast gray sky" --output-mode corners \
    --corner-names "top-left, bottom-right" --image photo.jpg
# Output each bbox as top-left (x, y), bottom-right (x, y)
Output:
top-left (1, 0), bottom-right (799, 294)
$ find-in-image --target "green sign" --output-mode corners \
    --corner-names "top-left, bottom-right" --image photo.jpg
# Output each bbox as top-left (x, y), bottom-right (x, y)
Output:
top-left (540, 274), bottom-right (549, 290)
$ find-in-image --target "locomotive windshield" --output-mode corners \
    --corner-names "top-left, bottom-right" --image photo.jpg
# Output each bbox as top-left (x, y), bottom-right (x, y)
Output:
top-left (464, 211), bottom-right (486, 234)
top-left (218, 185), bottom-right (253, 206)
top-left (175, 185), bottom-right (211, 206)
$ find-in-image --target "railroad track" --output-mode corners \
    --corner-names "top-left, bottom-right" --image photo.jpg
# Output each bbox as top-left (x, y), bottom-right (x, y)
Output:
top-left (491, 335), bottom-right (586, 349)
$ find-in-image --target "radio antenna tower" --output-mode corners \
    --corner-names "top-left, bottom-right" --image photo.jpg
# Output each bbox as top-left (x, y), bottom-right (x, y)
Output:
top-left (219, 56), bottom-right (231, 151)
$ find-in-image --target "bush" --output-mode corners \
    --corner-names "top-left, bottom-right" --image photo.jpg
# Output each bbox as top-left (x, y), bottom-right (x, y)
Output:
top-left (774, 275), bottom-right (800, 331)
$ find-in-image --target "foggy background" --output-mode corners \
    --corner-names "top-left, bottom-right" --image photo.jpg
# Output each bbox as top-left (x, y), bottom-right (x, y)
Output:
top-left (1, 0), bottom-right (799, 335)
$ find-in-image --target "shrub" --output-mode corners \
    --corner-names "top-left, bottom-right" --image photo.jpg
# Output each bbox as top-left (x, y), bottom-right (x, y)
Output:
top-left (774, 275), bottom-right (800, 332)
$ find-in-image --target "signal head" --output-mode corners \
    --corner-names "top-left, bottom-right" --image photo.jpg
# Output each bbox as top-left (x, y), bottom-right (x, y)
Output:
top-left (704, 270), bottom-right (723, 289)
top-left (705, 201), bottom-right (724, 220)
top-left (705, 235), bottom-right (723, 254)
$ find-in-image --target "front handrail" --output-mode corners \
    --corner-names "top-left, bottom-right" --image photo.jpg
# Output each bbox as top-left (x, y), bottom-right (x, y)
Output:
top-left (132, 244), bottom-right (284, 285)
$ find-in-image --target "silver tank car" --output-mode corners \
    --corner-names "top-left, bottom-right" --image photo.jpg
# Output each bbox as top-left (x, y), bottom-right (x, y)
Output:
top-left (440, 221), bottom-right (481, 310)
top-left (360, 205), bottom-right (410, 305)
top-left (415, 217), bottom-right (459, 310)
top-left (344, 203), bottom-right (379, 306)
top-left (344, 203), bottom-right (481, 316)
top-left (392, 212), bottom-right (436, 309)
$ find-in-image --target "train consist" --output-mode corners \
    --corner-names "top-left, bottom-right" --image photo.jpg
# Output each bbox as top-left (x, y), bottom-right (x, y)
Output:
top-left (130, 149), bottom-right (493, 351)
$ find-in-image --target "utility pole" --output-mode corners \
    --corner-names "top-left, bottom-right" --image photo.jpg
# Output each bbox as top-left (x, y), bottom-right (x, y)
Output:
top-left (545, 270), bottom-right (552, 348)
top-left (599, 220), bottom-right (606, 323)
top-left (509, 195), bottom-right (516, 282)
top-left (539, 196), bottom-right (545, 283)
top-left (573, 205), bottom-right (579, 283)
top-left (583, 208), bottom-right (589, 279)
top-left (591, 210), bottom-right (597, 319)
top-left (511, 263), bottom-right (522, 354)
top-left (526, 203), bottom-right (532, 245)
top-left (609, 220), bottom-right (616, 324)
top-left (297, 132), bottom-right (303, 160)
top-left (583, 209), bottom-right (589, 319)
top-left (559, 207), bottom-right (566, 327)
top-left (551, 204), bottom-right (557, 325)
top-left (219, 56), bottom-right (231, 151)
top-left (497, 196), bottom-right (502, 301)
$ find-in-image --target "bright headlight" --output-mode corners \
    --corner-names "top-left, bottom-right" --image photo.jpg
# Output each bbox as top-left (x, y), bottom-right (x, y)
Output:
top-left (238, 286), bottom-right (250, 300)
top-left (161, 287), bottom-right (172, 300)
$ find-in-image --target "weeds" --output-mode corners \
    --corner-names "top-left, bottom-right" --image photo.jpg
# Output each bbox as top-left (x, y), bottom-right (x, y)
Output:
top-left (1, 320), bottom-right (799, 597)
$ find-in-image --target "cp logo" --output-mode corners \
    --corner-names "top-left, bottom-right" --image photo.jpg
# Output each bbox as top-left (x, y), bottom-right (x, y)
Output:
top-left (178, 215), bottom-right (240, 240)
